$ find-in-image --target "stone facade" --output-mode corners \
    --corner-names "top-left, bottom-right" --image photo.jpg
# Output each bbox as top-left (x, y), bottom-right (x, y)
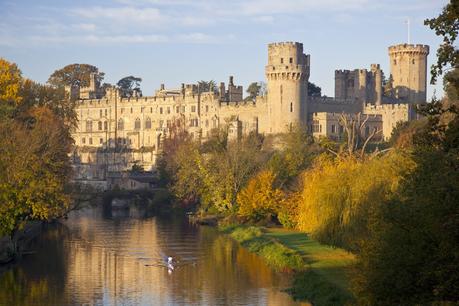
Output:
top-left (70, 41), bottom-right (429, 190)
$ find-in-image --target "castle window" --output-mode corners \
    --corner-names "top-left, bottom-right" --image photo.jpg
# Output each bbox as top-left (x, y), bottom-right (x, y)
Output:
top-left (206, 105), bottom-right (209, 112)
top-left (134, 118), bottom-right (141, 130)
top-left (176, 106), bottom-right (180, 113)
top-left (99, 138), bottom-right (103, 144)
top-left (289, 57), bottom-right (293, 64)
top-left (160, 107), bottom-right (163, 114)
top-left (150, 107), bottom-right (153, 113)
top-left (89, 137), bottom-right (93, 145)
top-left (290, 103), bottom-right (293, 112)
top-left (100, 110), bottom-right (103, 117)
top-left (86, 120), bottom-right (92, 132)
top-left (412, 59), bottom-right (415, 64)
top-left (82, 137), bottom-right (86, 144)
top-left (393, 59), bottom-right (397, 65)
top-left (130, 107), bottom-right (133, 113)
top-left (105, 109), bottom-right (108, 116)
top-left (118, 118), bottom-right (124, 130)
top-left (280, 58), bottom-right (284, 64)
top-left (104, 121), bottom-right (107, 130)
top-left (167, 107), bottom-right (170, 114)
top-left (145, 117), bottom-right (152, 129)
top-left (312, 120), bottom-right (320, 133)
top-left (98, 121), bottom-right (102, 130)
top-left (331, 124), bottom-right (336, 133)
top-left (182, 106), bottom-right (186, 112)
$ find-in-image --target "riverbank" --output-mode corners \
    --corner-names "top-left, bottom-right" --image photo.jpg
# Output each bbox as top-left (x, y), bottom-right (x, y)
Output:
top-left (219, 225), bottom-right (355, 306)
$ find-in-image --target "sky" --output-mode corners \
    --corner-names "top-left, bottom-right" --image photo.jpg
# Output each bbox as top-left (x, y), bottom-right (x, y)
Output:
top-left (0, 0), bottom-right (449, 99)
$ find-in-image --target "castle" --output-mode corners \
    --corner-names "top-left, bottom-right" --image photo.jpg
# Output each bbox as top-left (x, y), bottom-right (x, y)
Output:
top-left (70, 41), bottom-right (429, 190)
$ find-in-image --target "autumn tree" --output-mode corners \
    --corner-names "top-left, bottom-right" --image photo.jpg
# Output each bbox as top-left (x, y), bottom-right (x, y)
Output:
top-left (0, 107), bottom-right (72, 242)
top-left (117, 76), bottom-right (142, 98)
top-left (0, 58), bottom-right (22, 117)
top-left (237, 170), bottom-right (285, 223)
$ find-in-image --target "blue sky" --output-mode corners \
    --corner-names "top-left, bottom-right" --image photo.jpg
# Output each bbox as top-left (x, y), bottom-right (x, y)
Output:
top-left (0, 0), bottom-right (448, 98)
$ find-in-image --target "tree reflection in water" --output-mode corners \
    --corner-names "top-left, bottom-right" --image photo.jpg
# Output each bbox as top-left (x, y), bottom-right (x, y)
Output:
top-left (0, 207), bottom-right (305, 306)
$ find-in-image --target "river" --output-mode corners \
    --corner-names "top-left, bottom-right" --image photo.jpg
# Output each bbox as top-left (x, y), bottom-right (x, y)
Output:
top-left (0, 206), bottom-right (307, 305)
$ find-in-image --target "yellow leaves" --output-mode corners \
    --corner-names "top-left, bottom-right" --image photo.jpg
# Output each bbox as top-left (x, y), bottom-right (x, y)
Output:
top-left (0, 58), bottom-right (22, 105)
top-left (295, 151), bottom-right (416, 250)
top-left (237, 170), bottom-right (285, 221)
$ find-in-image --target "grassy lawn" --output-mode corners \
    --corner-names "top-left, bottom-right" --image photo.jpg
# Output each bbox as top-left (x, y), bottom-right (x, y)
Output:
top-left (220, 225), bottom-right (356, 305)
top-left (264, 228), bottom-right (355, 291)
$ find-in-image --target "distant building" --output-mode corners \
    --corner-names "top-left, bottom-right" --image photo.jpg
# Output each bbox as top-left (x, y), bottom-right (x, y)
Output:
top-left (69, 42), bottom-right (428, 189)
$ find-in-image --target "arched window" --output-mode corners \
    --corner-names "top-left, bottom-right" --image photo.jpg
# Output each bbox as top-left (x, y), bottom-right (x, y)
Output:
top-left (134, 118), bottom-right (141, 130)
top-left (118, 118), bottom-right (124, 131)
top-left (86, 120), bottom-right (92, 132)
top-left (98, 121), bottom-right (102, 130)
top-left (104, 121), bottom-right (108, 130)
top-left (145, 117), bottom-right (152, 129)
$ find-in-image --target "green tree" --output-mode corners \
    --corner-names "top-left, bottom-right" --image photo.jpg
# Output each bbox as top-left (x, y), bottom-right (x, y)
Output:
top-left (245, 82), bottom-right (261, 101)
top-left (424, 1), bottom-right (458, 84)
top-left (47, 63), bottom-right (104, 88)
top-left (307, 81), bottom-right (322, 97)
top-left (197, 80), bottom-right (216, 93)
top-left (117, 75), bottom-right (142, 98)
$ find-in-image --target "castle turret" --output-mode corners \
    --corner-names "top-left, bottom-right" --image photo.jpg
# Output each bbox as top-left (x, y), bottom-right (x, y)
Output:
top-left (265, 42), bottom-right (310, 133)
top-left (388, 44), bottom-right (429, 103)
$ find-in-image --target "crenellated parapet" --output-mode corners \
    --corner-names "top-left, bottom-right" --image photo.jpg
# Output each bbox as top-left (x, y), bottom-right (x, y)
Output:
top-left (388, 44), bottom-right (429, 55)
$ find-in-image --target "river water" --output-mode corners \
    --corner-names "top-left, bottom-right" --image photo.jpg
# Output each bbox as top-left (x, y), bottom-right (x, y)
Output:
top-left (0, 206), bottom-right (307, 306)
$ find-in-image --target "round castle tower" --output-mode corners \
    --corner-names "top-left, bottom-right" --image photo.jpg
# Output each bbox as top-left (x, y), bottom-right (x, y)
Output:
top-left (265, 42), bottom-right (310, 133)
top-left (388, 44), bottom-right (429, 103)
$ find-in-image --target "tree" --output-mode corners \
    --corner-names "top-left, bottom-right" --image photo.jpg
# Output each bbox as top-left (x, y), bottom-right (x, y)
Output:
top-left (237, 170), bottom-right (285, 223)
top-left (245, 82), bottom-right (261, 101)
top-left (47, 64), bottom-right (104, 88)
top-left (308, 82), bottom-right (322, 97)
top-left (117, 76), bottom-right (142, 98)
top-left (383, 74), bottom-right (394, 98)
top-left (424, 1), bottom-right (459, 84)
top-left (0, 107), bottom-right (72, 242)
top-left (0, 58), bottom-right (22, 117)
top-left (352, 107), bottom-right (459, 304)
top-left (197, 80), bottom-right (216, 93)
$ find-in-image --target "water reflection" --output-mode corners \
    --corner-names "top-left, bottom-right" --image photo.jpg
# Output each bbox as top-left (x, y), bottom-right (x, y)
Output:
top-left (0, 207), bottom-right (307, 306)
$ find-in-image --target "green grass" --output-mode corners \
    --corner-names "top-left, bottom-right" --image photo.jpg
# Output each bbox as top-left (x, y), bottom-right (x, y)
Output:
top-left (220, 225), bottom-right (355, 306)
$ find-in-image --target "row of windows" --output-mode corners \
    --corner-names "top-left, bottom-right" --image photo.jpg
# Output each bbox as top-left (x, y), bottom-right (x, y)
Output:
top-left (280, 57), bottom-right (294, 64)
top-left (119, 105), bottom-right (203, 115)
top-left (393, 59), bottom-right (416, 65)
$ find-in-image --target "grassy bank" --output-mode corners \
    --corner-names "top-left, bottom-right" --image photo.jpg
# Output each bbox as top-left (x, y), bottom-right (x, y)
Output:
top-left (219, 225), bottom-right (355, 306)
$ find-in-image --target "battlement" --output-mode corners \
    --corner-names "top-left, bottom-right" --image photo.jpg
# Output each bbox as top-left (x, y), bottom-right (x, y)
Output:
top-left (388, 44), bottom-right (429, 54)
top-left (335, 69), bottom-right (352, 75)
top-left (268, 41), bottom-right (303, 49)
top-left (365, 103), bottom-right (412, 111)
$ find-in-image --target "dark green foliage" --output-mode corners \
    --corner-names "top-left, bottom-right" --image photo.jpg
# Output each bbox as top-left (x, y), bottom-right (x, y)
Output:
top-left (47, 63), bottom-right (104, 88)
top-left (245, 82), bottom-right (261, 101)
top-left (424, 1), bottom-right (458, 84)
top-left (287, 271), bottom-right (353, 306)
top-left (307, 81), bottom-right (322, 97)
top-left (117, 75), bottom-right (142, 98)
top-left (352, 103), bottom-right (459, 305)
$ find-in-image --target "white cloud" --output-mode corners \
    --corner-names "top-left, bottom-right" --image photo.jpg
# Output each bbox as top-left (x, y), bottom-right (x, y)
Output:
top-left (72, 6), bottom-right (165, 25)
